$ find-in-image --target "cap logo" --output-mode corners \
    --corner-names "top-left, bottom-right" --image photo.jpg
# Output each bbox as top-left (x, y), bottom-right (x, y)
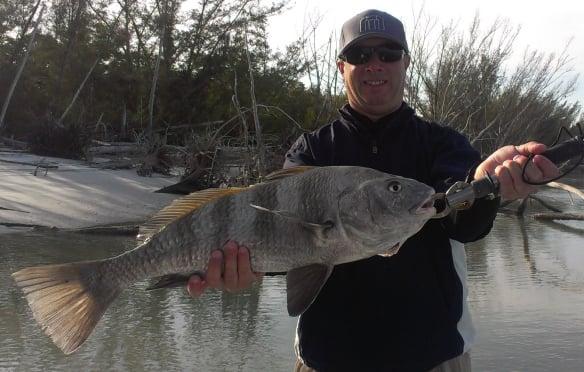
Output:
top-left (359, 15), bottom-right (385, 33)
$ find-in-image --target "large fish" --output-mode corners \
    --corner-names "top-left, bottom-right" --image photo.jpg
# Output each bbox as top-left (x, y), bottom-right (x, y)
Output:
top-left (12, 166), bottom-right (437, 354)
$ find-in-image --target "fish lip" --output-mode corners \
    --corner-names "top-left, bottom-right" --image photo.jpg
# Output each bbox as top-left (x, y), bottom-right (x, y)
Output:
top-left (409, 193), bottom-right (437, 215)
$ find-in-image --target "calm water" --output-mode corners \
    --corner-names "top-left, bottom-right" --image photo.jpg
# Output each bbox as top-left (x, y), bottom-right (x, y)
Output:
top-left (1, 187), bottom-right (583, 371)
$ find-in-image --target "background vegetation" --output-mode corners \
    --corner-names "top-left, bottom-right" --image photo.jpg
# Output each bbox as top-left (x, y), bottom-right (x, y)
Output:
top-left (0, 1), bottom-right (581, 177)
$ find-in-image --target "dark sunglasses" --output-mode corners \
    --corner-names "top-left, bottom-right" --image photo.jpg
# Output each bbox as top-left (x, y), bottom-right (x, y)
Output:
top-left (339, 45), bottom-right (405, 65)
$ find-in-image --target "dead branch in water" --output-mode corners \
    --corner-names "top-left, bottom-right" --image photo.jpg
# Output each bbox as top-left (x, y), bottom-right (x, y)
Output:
top-left (533, 213), bottom-right (584, 221)
top-left (529, 195), bottom-right (563, 213)
top-left (546, 182), bottom-right (584, 201)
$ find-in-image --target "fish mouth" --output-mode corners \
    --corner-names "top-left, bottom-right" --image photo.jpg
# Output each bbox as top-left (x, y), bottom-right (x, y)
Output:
top-left (410, 193), bottom-right (438, 215)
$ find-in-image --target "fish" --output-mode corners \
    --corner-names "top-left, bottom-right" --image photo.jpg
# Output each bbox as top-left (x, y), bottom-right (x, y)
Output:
top-left (12, 165), bottom-right (437, 355)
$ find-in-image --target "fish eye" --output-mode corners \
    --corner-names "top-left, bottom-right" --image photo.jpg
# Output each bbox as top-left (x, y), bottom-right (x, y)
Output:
top-left (387, 181), bottom-right (402, 192)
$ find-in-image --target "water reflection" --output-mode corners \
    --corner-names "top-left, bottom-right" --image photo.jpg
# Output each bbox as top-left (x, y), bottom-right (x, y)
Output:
top-left (1, 232), bottom-right (297, 371)
top-left (1, 186), bottom-right (583, 371)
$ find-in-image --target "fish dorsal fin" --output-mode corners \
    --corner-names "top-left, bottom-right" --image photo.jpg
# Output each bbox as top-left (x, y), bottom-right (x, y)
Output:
top-left (264, 166), bottom-right (316, 181)
top-left (138, 187), bottom-right (246, 243)
top-left (286, 263), bottom-right (333, 316)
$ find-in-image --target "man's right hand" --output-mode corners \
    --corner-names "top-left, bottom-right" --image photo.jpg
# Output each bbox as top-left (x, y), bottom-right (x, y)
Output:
top-left (186, 240), bottom-right (264, 297)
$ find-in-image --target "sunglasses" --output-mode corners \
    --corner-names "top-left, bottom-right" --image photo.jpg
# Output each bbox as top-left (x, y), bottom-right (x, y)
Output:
top-left (339, 45), bottom-right (405, 65)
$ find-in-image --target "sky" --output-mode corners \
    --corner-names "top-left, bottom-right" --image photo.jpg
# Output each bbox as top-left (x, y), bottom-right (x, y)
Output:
top-left (267, 0), bottom-right (584, 107)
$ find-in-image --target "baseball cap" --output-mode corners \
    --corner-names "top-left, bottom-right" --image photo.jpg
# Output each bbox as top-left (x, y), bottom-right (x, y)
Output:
top-left (338, 9), bottom-right (409, 57)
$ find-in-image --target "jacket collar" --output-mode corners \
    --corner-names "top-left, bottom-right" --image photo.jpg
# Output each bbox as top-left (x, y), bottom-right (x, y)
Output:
top-left (338, 102), bottom-right (415, 136)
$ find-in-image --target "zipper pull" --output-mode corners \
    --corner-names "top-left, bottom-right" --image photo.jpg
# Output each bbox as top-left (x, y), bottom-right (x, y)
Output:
top-left (371, 140), bottom-right (378, 154)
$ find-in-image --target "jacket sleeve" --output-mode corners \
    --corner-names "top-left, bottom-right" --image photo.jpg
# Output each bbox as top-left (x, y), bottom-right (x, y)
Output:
top-left (428, 125), bottom-right (500, 243)
top-left (283, 133), bottom-right (318, 168)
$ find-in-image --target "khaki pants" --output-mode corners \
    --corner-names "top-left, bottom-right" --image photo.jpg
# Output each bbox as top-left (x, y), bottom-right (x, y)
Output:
top-left (294, 352), bottom-right (471, 372)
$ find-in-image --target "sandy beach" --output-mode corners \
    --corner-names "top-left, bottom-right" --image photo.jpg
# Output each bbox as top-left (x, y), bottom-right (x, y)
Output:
top-left (0, 149), bottom-right (180, 234)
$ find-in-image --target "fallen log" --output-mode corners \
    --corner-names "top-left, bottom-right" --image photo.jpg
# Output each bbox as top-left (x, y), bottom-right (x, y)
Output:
top-left (533, 213), bottom-right (584, 221)
top-left (0, 158), bottom-right (58, 168)
top-left (0, 136), bottom-right (28, 149)
top-left (88, 144), bottom-right (141, 155)
top-left (0, 206), bottom-right (29, 213)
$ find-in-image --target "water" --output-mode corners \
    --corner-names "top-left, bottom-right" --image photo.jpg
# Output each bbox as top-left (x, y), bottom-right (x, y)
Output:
top-left (1, 187), bottom-right (583, 371)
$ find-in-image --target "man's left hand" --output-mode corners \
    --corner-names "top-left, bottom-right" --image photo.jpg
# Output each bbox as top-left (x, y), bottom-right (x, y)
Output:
top-left (474, 141), bottom-right (560, 201)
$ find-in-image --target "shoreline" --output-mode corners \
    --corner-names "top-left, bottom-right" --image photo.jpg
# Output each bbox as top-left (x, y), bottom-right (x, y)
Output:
top-left (0, 150), bottom-right (180, 235)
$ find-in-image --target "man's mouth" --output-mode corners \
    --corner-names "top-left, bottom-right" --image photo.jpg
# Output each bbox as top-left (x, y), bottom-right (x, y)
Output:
top-left (364, 80), bottom-right (387, 86)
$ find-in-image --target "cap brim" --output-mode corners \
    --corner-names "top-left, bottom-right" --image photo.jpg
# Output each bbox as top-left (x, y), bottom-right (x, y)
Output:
top-left (339, 33), bottom-right (408, 56)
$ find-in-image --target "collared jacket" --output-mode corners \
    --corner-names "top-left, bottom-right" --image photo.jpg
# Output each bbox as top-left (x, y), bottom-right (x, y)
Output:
top-left (284, 103), bottom-right (500, 372)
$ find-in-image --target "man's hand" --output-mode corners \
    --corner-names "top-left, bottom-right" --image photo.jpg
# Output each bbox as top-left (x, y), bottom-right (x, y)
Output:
top-left (186, 240), bottom-right (264, 298)
top-left (474, 141), bottom-right (560, 201)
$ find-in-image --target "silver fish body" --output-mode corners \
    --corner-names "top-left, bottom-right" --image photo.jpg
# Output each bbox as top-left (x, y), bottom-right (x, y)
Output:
top-left (12, 166), bottom-right (436, 355)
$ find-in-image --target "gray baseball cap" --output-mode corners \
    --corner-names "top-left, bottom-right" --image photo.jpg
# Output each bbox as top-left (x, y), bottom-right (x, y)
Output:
top-left (338, 9), bottom-right (409, 56)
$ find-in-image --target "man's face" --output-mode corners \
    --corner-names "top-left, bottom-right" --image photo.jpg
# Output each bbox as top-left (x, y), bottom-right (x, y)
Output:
top-left (338, 38), bottom-right (410, 121)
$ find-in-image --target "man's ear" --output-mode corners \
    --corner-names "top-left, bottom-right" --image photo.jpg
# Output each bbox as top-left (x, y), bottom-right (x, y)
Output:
top-left (337, 60), bottom-right (345, 74)
top-left (404, 54), bottom-right (411, 70)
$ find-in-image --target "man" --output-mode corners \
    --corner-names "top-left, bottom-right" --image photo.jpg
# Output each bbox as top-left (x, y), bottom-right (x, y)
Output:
top-left (186, 9), bottom-right (558, 371)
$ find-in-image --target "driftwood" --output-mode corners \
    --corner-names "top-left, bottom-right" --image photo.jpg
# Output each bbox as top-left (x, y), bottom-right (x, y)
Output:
top-left (546, 182), bottom-right (584, 201)
top-left (533, 213), bottom-right (584, 221)
top-left (0, 207), bottom-right (29, 213)
top-left (88, 144), bottom-right (141, 155)
top-left (0, 158), bottom-right (58, 169)
top-left (1, 136), bottom-right (28, 150)
top-left (94, 159), bottom-right (135, 170)
top-left (0, 222), bottom-right (49, 229)
top-left (529, 195), bottom-right (563, 213)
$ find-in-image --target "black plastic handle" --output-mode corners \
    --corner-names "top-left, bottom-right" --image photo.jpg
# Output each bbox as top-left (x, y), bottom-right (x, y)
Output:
top-left (540, 137), bottom-right (584, 164)
top-left (471, 173), bottom-right (500, 199)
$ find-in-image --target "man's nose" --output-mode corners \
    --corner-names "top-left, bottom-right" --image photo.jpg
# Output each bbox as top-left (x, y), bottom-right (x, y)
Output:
top-left (365, 53), bottom-right (385, 71)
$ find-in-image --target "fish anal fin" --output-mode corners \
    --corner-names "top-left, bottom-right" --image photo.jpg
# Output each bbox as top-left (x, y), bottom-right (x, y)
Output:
top-left (138, 187), bottom-right (247, 243)
top-left (286, 264), bottom-right (333, 316)
top-left (146, 272), bottom-right (202, 290)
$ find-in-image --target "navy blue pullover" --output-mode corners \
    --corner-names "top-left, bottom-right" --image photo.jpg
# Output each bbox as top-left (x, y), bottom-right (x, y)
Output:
top-left (284, 103), bottom-right (499, 372)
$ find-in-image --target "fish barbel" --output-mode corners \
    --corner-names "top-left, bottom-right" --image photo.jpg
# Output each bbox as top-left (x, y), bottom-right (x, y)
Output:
top-left (12, 166), bottom-right (436, 354)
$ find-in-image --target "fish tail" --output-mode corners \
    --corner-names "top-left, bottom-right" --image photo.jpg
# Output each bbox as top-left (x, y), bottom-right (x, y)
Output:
top-left (12, 260), bottom-right (121, 354)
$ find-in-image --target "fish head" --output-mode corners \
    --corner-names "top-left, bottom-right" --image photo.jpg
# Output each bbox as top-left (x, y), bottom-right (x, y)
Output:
top-left (337, 174), bottom-right (436, 253)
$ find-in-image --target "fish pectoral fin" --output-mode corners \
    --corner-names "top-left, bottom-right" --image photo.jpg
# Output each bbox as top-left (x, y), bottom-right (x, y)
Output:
top-left (146, 273), bottom-right (202, 290)
top-left (249, 204), bottom-right (334, 231)
top-left (286, 264), bottom-right (333, 316)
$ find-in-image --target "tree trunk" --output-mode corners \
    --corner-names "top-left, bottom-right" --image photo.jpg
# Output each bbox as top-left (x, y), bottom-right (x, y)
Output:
top-left (58, 58), bottom-right (100, 126)
top-left (148, 24), bottom-right (165, 136)
top-left (244, 31), bottom-right (264, 177)
top-left (0, 4), bottom-right (45, 132)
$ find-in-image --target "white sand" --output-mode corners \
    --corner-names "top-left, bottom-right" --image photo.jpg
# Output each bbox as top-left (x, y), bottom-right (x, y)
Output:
top-left (0, 150), bottom-right (180, 234)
